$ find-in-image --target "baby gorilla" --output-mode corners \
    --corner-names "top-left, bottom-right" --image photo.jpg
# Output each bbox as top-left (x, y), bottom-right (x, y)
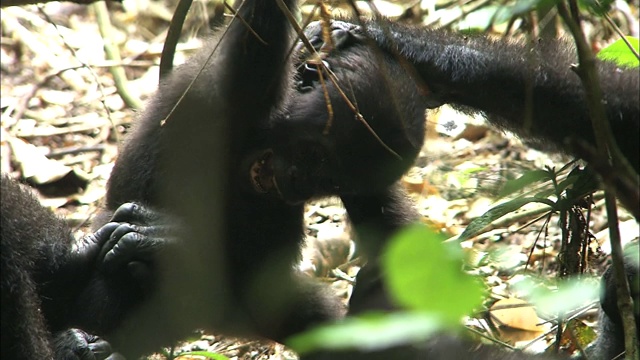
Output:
top-left (270, 20), bottom-right (639, 359)
top-left (269, 19), bottom-right (638, 220)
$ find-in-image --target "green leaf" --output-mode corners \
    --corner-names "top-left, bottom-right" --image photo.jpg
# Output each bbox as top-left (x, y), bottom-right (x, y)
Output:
top-left (563, 167), bottom-right (599, 201)
top-left (597, 37), bottom-right (640, 68)
top-left (177, 351), bottom-right (230, 360)
top-left (623, 243), bottom-right (640, 266)
top-left (566, 318), bottom-right (598, 349)
top-left (383, 225), bottom-right (484, 322)
top-left (287, 225), bottom-right (483, 355)
top-left (458, 197), bottom-right (555, 241)
top-left (498, 169), bottom-right (551, 198)
top-left (512, 276), bottom-right (599, 315)
top-left (457, 6), bottom-right (504, 31)
top-left (287, 312), bottom-right (447, 354)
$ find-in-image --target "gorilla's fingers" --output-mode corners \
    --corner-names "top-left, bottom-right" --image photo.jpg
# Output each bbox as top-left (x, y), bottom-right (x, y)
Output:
top-left (54, 328), bottom-right (116, 360)
top-left (110, 202), bottom-right (160, 224)
top-left (101, 226), bottom-right (171, 272)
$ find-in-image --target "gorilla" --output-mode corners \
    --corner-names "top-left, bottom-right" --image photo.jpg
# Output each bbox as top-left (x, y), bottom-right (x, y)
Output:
top-left (6, 0), bottom-right (636, 357)
top-left (1, 174), bottom-right (169, 359)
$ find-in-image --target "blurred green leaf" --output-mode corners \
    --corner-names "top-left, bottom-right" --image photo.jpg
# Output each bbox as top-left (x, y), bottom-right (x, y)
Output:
top-left (287, 311), bottom-right (446, 354)
top-left (177, 351), bottom-right (230, 360)
top-left (512, 276), bottom-right (599, 315)
top-left (383, 225), bottom-right (484, 322)
top-left (457, 5), bottom-right (507, 31)
top-left (597, 37), bottom-right (640, 68)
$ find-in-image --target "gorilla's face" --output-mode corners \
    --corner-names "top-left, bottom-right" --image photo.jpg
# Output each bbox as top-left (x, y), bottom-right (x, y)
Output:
top-left (249, 46), bottom-right (427, 204)
top-left (247, 122), bottom-right (340, 205)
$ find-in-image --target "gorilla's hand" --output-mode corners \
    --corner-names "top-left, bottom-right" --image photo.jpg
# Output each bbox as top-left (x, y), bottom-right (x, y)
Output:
top-left (296, 20), bottom-right (445, 109)
top-left (54, 328), bottom-right (124, 360)
top-left (297, 20), bottom-right (362, 57)
top-left (295, 20), bottom-right (363, 93)
top-left (98, 203), bottom-right (176, 286)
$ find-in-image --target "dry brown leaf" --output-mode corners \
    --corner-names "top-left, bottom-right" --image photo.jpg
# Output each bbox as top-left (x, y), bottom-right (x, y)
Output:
top-left (402, 173), bottom-right (425, 194)
top-left (490, 298), bottom-right (548, 332)
top-left (7, 135), bottom-right (71, 183)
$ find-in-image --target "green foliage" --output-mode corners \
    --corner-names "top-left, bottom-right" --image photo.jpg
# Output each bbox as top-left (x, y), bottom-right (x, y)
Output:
top-left (455, 0), bottom-right (545, 31)
top-left (624, 243), bottom-right (640, 266)
top-left (174, 351), bottom-right (230, 360)
top-left (288, 225), bottom-right (484, 354)
top-left (457, 197), bottom-right (554, 241)
top-left (510, 276), bottom-right (600, 315)
top-left (566, 318), bottom-right (598, 349)
top-left (383, 224), bottom-right (484, 321)
top-left (456, 5), bottom-right (511, 31)
top-left (597, 37), bottom-right (640, 69)
top-left (458, 165), bottom-right (599, 241)
top-left (288, 311), bottom-right (446, 354)
top-left (498, 169), bottom-right (550, 198)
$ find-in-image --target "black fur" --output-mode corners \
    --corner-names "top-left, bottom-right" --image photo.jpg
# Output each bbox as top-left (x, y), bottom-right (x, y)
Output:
top-left (91, 8), bottom-right (638, 360)
top-left (286, 20), bottom-right (639, 359)
top-left (587, 251), bottom-right (640, 359)
top-left (93, 0), bottom-right (346, 358)
top-left (358, 20), bottom-right (639, 169)
top-left (273, 19), bottom-right (638, 212)
top-left (1, 175), bottom-right (167, 359)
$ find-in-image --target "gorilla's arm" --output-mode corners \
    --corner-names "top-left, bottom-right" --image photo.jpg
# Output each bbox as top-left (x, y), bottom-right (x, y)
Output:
top-left (341, 183), bottom-right (419, 256)
top-left (102, 0), bottom-right (296, 213)
top-left (97, 0), bottom-right (347, 356)
top-left (1, 175), bottom-right (80, 359)
top-left (340, 183), bottom-right (420, 313)
top-left (353, 20), bottom-right (639, 172)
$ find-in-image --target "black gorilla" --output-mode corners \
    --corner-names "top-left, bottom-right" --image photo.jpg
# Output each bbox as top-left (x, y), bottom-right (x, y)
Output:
top-left (286, 20), bottom-right (639, 359)
top-left (90, 0), bottom-right (464, 357)
top-left (1, 175), bottom-right (167, 359)
top-left (91, 0), bottom-right (346, 358)
top-left (261, 24), bottom-right (640, 328)
top-left (83, 1), bottom-right (638, 358)
top-left (271, 19), bottom-right (638, 237)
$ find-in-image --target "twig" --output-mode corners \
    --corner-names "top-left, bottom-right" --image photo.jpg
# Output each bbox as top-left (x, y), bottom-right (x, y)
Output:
top-left (557, 2), bottom-right (639, 358)
top-left (92, 1), bottom-right (142, 109)
top-left (159, 0), bottom-right (193, 79)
